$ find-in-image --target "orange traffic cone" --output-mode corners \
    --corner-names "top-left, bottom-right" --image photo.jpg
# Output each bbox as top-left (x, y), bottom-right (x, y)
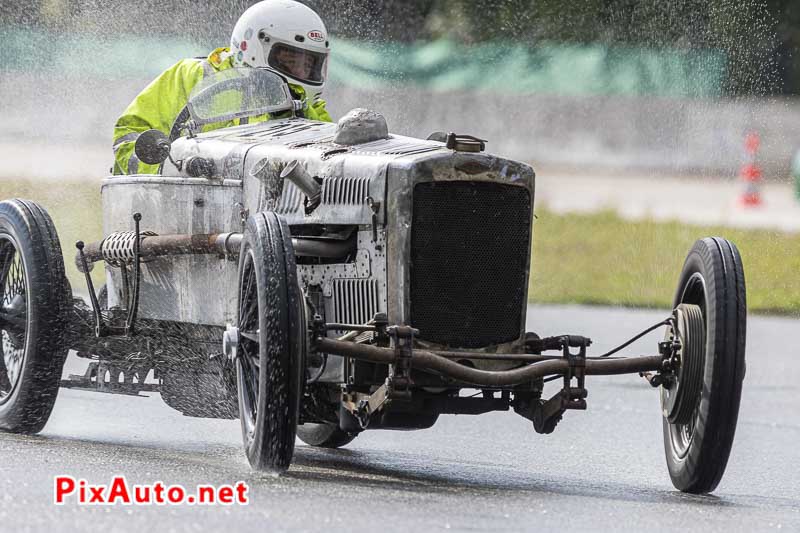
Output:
top-left (738, 132), bottom-right (763, 207)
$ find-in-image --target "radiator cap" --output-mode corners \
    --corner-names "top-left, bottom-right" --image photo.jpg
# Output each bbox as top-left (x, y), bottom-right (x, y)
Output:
top-left (333, 108), bottom-right (389, 145)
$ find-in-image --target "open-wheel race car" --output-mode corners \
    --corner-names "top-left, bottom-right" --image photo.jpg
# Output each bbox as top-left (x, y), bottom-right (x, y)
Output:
top-left (0, 68), bottom-right (746, 493)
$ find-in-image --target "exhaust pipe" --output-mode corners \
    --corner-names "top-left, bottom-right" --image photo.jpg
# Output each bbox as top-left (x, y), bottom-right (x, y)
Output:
top-left (280, 160), bottom-right (321, 212)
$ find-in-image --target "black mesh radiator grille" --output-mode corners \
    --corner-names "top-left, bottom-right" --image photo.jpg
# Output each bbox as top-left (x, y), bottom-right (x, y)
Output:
top-left (410, 181), bottom-right (531, 348)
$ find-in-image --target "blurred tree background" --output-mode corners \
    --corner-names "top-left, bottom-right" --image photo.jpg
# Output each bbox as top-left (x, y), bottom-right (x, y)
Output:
top-left (2, 0), bottom-right (799, 95)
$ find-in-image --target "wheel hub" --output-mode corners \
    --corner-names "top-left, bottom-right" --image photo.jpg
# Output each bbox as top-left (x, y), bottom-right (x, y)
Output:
top-left (661, 303), bottom-right (705, 424)
top-left (223, 325), bottom-right (239, 361)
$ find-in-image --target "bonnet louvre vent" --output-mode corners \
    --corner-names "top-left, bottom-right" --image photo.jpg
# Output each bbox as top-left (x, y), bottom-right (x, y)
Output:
top-left (275, 181), bottom-right (303, 214)
top-left (322, 177), bottom-right (370, 205)
top-left (328, 279), bottom-right (380, 334)
top-left (276, 176), bottom-right (371, 212)
top-left (352, 138), bottom-right (442, 156)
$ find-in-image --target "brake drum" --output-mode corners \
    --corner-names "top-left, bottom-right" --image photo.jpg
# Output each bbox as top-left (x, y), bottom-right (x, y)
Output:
top-left (661, 303), bottom-right (705, 425)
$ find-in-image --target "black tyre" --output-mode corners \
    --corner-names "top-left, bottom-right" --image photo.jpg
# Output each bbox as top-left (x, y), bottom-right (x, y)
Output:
top-left (662, 237), bottom-right (746, 494)
top-left (296, 423), bottom-right (357, 448)
top-left (0, 199), bottom-right (70, 434)
top-left (236, 212), bottom-right (305, 472)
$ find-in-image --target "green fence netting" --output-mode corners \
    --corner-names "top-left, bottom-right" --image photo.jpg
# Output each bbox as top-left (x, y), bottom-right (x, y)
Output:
top-left (329, 38), bottom-right (726, 97)
top-left (1, 28), bottom-right (726, 97)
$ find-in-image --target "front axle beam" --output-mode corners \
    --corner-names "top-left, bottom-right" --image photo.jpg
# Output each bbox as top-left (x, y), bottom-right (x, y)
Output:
top-left (315, 337), bottom-right (664, 387)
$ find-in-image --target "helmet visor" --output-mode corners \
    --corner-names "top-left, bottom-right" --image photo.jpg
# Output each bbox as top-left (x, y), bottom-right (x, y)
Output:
top-left (268, 43), bottom-right (327, 85)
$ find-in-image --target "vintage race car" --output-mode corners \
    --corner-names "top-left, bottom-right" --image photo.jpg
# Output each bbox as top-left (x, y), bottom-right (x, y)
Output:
top-left (0, 68), bottom-right (746, 494)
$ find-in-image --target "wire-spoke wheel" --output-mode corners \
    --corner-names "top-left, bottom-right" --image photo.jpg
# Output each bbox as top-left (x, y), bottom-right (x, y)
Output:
top-left (0, 240), bottom-right (27, 402)
top-left (0, 199), bottom-right (69, 434)
top-left (235, 211), bottom-right (305, 472)
top-left (238, 251), bottom-right (261, 441)
top-left (662, 237), bottom-right (747, 494)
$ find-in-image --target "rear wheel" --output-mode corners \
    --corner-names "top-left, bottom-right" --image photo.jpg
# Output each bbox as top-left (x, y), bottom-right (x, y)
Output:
top-left (0, 199), bottom-right (69, 434)
top-left (236, 212), bottom-right (305, 472)
top-left (662, 237), bottom-right (746, 494)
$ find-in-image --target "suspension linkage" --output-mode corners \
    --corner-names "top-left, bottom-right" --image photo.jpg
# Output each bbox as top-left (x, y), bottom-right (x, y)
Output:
top-left (75, 212), bottom-right (145, 338)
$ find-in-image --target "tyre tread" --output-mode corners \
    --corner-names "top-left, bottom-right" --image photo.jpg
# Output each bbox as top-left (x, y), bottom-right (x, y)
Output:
top-left (0, 199), bottom-right (68, 434)
top-left (664, 236), bottom-right (747, 493)
top-left (237, 211), bottom-right (302, 472)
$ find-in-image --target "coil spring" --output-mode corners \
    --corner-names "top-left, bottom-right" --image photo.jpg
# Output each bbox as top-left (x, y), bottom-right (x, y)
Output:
top-left (100, 231), bottom-right (157, 266)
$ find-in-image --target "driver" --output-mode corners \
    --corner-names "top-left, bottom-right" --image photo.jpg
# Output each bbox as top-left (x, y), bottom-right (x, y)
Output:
top-left (112, 0), bottom-right (332, 175)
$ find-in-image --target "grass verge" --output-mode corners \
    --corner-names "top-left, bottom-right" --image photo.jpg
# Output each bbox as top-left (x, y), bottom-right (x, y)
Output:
top-left (0, 180), bottom-right (103, 288)
top-left (530, 209), bottom-right (800, 315)
top-left (1, 180), bottom-right (797, 315)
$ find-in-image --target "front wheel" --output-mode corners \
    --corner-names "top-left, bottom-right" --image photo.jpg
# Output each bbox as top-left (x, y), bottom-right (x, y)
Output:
top-left (662, 237), bottom-right (746, 494)
top-left (0, 199), bottom-right (70, 434)
top-left (235, 212), bottom-right (305, 472)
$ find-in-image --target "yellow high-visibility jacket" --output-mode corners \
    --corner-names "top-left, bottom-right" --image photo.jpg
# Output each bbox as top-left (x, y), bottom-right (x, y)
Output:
top-left (112, 47), bottom-right (332, 174)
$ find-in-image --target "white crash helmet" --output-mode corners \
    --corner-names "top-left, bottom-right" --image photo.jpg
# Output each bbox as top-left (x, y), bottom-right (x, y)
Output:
top-left (230, 0), bottom-right (330, 102)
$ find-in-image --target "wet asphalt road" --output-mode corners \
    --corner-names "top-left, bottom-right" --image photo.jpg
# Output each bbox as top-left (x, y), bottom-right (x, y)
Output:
top-left (2, 304), bottom-right (798, 532)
